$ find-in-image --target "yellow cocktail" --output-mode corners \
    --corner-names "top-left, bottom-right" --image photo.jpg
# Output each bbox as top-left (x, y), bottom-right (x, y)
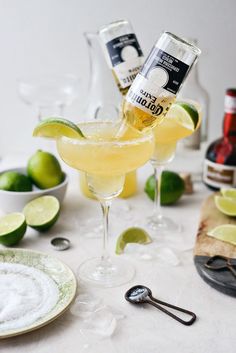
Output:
top-left (80, 171), bottom-right (137, 199)
top-left (56, 121), bottom-right (154, 287)
top-left (57, 122), bottom-right (153, 200)
top-left (151, 110), bottom-right (197, 164)
top-left (148, 101), bottom-right (201, 232)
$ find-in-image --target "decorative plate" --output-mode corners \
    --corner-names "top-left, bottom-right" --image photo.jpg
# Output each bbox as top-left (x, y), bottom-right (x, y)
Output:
top-left (0, 248), bottom-right (77, 338)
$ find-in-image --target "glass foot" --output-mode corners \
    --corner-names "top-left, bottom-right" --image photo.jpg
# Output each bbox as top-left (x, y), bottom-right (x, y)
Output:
top-left (147, 215), bottom-right (181, 235)
top-left (77, 257), bottom-right (135, 288)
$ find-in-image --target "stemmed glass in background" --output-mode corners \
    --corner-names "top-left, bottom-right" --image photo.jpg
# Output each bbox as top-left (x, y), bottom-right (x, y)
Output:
top-left (18, 74), bottom-right (80, 121)
top-left (148, 126), bottom-right (178, 234)
top-left (148, 105), bottom-right (200, 234)
top-left (18, 74), bottom-right (80, 154)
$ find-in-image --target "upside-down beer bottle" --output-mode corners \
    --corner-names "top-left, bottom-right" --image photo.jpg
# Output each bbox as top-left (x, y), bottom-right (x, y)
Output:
top-left (122, 32), bottom-right (201, 132)
top-left (99, 19), bottom-right (144, 97)
top-left (98, 20), bottom-right (145, 198)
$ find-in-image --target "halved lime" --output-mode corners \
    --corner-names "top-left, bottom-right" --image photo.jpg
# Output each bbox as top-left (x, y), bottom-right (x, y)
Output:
top-left (0, 213), bottom-right (27, 246)
top-left (168, 101), bottom-right (199, 130)
top-left (116, 227), bottom-right (152, 255)
top-left (207, 224), bottom-right (236, 245)
top-left (221, 188), bottom-right (236, 200)
top-left (33, 117), bottom-right (84, 138)
top-left (215, 195), bottom-right (236, 216)
top-left (23, 195), bottom-right (60, 231)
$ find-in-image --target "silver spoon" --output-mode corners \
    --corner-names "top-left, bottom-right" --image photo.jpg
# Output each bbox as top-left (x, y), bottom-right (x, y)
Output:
top-left (125, 285), bottom-right (196, 326)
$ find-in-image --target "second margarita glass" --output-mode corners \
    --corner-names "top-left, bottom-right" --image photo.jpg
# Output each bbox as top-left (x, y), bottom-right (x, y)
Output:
top-left (148, 101), bottom-right (201, 234)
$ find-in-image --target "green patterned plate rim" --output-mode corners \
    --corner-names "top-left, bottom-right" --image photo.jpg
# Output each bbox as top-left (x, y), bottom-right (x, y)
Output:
top-left (0, 248), bottom-right (77, 339)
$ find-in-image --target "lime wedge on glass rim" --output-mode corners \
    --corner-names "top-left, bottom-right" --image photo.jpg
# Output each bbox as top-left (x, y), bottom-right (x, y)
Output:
top-left (0, 213), bottom-right (27, 246)
top-left (168, 101), bottom-right (199, 131)
top-left (33, 117), bottom-right (85, 138)
top-left (116, 227), bottom-right (152, 255)
top-left (207, 224), bottom-right (236, 245)
top-left (23, 195), bottom-right (60, 231)
top-left (214, 195), bottom-right (236, 216)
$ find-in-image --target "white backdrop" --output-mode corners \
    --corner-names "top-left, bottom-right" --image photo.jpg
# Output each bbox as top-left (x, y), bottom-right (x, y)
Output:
top-left (0, 0), bottom-right (236, 155)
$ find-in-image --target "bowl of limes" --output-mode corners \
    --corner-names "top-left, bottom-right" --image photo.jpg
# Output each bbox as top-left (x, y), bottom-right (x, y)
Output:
top-left (0, 150), bottom-right (68, 213)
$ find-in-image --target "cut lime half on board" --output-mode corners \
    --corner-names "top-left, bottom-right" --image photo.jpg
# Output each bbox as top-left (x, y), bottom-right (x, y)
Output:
top-left (215, 196), bottom-right (236, 216)
top-left (207, 224), bottom-right (236, 246)
top-left (33, 117), bottom-right (84, 138)
top-left (0, 213), bottom-right (27, 246)
top-left (116, 227), bottom-right (152, 255)
top-left (221, 188), bottom-right (236, 200)
top-left (23, 195), bottom-right (60, 231)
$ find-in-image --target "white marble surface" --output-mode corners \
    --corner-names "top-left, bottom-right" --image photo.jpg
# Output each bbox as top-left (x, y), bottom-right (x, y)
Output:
top-left (0, 153), bottom-right (235, 353)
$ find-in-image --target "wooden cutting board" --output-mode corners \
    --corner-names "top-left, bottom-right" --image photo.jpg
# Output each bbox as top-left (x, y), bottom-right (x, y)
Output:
top-left (194, 193), bottom-right (236, 297)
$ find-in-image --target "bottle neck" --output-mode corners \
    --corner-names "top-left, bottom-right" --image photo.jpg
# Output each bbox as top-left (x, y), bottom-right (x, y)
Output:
top-left (223, 94), bottom-right (236, 140)
top-left (223, 113), bottom-right (236, 140)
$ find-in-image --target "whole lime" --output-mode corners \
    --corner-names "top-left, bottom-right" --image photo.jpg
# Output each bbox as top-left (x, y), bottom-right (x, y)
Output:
top-left (0, 171), bottom-right (32, 192)
top-left (27, 150), bottom-right (63, 189)
top-left (144, 170), bottom-right (185, 205)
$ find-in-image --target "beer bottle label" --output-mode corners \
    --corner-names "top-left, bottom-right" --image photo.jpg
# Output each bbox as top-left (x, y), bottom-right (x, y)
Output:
top-left (106, 33), bottom-right (144, 89)
top-left (126, 48), bottom-right (190, 117)
top-left (203, 159), bottom-right (236, 188)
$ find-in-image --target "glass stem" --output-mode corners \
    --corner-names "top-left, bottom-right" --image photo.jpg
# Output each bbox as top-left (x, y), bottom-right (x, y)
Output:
top-left (100, 200), bottom-right (111, 263)
top-left (153, 165), bottom-right (164, 220)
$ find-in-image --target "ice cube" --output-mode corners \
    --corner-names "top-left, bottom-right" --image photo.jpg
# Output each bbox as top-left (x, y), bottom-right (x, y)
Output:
top-left (125, 243), bottom-right (144, 254)
top-left (70, 293), bottom-right (102, 318)
top-left (107, 306), bottom-right (126, 320)
top-left (155, 247), bottom-right (180, 266)
top-left (80, 306), bottom-right (117, 339)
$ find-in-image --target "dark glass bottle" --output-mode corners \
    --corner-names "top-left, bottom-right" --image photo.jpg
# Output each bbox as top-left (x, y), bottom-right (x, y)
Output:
top-left (203, 88), bottom-right (236, 190)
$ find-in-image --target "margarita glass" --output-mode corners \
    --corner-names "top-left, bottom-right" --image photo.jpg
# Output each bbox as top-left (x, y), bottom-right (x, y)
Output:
top-left (148, 102), bottom-right (201, 233)
top-left (57, 121), bottom-right (154, 287)
top-left (18, 74), bottom-right (80, 121)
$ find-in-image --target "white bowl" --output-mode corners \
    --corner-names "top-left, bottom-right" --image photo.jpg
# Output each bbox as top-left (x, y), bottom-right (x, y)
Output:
top-left (0, 167), bottom-right (68, 213)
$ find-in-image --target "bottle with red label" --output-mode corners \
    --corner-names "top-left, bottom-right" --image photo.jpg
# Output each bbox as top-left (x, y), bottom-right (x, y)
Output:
top-left (203, 88), bottom-right (236, 190)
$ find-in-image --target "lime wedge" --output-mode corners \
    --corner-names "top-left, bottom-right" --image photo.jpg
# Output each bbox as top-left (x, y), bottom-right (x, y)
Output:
top-left (0, 213), bottom-right (27, 246)
top-left (215, 195), bottom-right (236, 216)
top-left (221, 188), bottom-right (236, 200)
top-left (33, 117), bottom-right (85, 138)
top-left (207, 224), bottom-right (236, 245)
top-left (167, 102), bottom-right (199, 131)
top-left (23, 195), bottom-right (60, 231)
top-left (116, 227), bottom-right (152, 255)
